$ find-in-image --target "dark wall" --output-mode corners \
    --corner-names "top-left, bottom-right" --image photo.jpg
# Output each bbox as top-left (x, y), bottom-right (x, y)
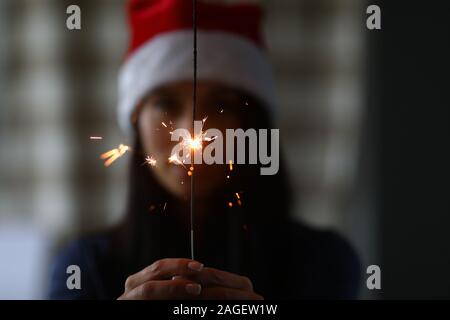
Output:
top-left (371, 0), bottom-right (450, 298)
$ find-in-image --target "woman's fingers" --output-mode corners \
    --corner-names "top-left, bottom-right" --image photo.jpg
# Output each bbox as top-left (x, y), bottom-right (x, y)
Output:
top-left (121, 258), bottom-right (260, 301)
top-left (124, 258), bottom-right (204, 291)
top-left (118, 278), bottom-right (202, 300)
top-left (200, 287), bottom-right (264, 300)
top-left (174, 267), bottom-right (254, 291)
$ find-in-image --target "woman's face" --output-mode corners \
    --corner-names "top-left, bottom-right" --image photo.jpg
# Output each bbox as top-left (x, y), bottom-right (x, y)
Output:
top-left (137, 81), bottom-right (246, 199)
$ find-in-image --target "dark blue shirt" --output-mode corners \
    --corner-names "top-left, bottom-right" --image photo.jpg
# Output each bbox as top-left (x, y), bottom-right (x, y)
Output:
top-left (49, 221), bottom-right (361, 299)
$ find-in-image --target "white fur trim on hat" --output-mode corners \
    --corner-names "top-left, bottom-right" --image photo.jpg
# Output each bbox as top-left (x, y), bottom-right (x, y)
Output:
top-left (118, 30), bottom-right (277, 134)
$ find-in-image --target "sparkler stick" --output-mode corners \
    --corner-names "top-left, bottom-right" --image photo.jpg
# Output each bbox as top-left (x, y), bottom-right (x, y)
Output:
top-left (190, 0), bottom-right (198, 261)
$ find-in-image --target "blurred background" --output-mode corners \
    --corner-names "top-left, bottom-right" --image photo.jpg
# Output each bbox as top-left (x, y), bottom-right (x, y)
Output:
top-left (0, 0), bottom-right (448, 299)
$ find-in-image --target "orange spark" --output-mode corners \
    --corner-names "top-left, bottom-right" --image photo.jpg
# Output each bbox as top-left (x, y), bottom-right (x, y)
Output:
top-left (161, 122), bottom-right (167, 128)
top-left (168, 154), bottom-right (182, 164)
top-left (168, 154), bottom-right (186, 168)
top-left (235, 192), bottom-right (240, 199)
top-left (229, 160), bottom-right (233, 171)
top-left (203, 135), bottom-right (217, 142)
top-left (144, 155), bottom-right (157, 167)
top-left (100, 144), bottom-right (130, 167)
top-left (228, 202), bottom-right (233, 208)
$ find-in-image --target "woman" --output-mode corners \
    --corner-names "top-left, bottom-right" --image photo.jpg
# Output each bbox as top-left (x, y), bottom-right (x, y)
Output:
top-left (49, 0), bottom-right (360, 300)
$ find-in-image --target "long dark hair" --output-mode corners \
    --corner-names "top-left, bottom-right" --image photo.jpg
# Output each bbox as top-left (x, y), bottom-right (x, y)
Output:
top-left (111, 97), bottom-right (292, 279)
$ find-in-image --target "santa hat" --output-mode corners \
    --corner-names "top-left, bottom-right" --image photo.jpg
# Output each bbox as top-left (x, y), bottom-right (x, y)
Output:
top-left (118, 0), bottom-right (277, 134)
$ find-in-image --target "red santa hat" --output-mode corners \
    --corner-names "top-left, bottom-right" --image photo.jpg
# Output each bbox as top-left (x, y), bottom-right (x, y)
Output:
top-left (118, 0), bottom-right (277, 133)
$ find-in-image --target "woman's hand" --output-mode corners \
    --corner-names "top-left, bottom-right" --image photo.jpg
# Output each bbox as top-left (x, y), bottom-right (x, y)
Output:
top-left (118, 258), bottom-right (204, 300)
top-left (173, 266), bottom-right (264, 300)
top-left (117, 258), bottom-right (263, 300)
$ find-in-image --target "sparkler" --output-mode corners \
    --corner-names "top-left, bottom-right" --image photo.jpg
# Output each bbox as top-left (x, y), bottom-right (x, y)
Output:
top-left (165, 0), bottom-right (202, 259)
top-left (187, 136), bottom-right (202, 150)
top-left (96, 0), bottom-right (229, 261)
top-left (100, 144), bottom-right (130, 167)
top-left (190, 0), bottom-right (198, 260)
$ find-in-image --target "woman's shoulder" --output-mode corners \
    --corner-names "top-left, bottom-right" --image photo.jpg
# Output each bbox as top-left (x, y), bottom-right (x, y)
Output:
top-left (286, 221), bottom-right (362, 298)
top-left (254, 220), bottom-right (362, 299)
top-left (48, 232), bottom-right (113, 299)
top-left (289, 222), bottom-right (359, 259)
top-left (259, 219), bottom-right (359, 260)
